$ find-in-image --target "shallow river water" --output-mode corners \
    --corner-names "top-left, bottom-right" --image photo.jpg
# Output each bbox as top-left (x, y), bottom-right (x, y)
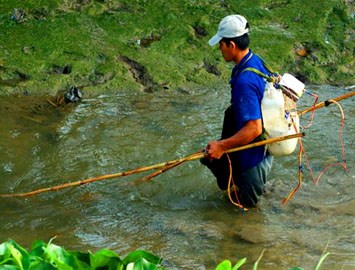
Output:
top-left (0, 85), bottom-right (354, 269)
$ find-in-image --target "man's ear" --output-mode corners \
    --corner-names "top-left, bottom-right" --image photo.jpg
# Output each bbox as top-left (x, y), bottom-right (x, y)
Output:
top-left (229, 41), bottom-right (237, 49)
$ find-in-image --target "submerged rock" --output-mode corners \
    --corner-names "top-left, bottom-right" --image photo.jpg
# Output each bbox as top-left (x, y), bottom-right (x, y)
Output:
top-left (64, 86), bottom-right (82, 103)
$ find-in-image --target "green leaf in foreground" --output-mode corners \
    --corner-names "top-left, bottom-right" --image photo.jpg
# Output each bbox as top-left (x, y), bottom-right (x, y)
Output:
top-left (122, 250), bottom-right (162, 266)
top-left (89, 248), bottom-right (122, 269)
top-left (29, 240), bottom-right (47, 258)
top-left (215, 258), bottom-right (247, 270)
top-left (253, 249), bottom-right (265, 270)
top-left (127, 257), bottom-right (160, 270)
top-left (0, 265), bottom-right (21, 270)
top-left (233, 258), bottom-right (247, 270)
top-left (0, 239), bottom-right (332, 270)
top-left (315, 252), bottom-right (330, 270)
top-left (0, 240), bottom-right (30, 270)
top-left (215, 260), bottom-right (232, 270)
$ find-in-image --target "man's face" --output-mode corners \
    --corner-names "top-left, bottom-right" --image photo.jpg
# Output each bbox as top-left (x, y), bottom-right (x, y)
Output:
top-left (219, 40), bottom-right (235, 62)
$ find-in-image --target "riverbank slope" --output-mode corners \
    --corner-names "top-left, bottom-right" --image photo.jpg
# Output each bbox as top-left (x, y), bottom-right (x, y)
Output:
top-left (0, 0), bottom-right (354, 96)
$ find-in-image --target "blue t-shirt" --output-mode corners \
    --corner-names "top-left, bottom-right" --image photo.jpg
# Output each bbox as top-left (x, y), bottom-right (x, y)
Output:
top-left (229, 50), bottom-right (268, 171)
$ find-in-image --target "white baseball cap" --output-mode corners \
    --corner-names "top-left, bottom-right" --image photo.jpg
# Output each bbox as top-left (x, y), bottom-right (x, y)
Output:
top-left (208, 15), bottom-right (249, 46)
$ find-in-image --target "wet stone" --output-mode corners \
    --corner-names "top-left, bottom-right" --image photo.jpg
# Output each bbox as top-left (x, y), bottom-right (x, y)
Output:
top-left (234, 225), bottom-right (269, 244)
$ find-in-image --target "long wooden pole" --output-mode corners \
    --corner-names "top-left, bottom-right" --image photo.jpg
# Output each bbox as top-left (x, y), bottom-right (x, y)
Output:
top-left (298, 91), bottom-right (354, 116)
top-left (0, 133), bottom-right (304, 198)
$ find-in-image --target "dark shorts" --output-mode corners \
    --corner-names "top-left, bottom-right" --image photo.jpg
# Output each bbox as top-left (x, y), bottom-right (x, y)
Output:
top-left (201, 154), bottom-right (273, 207)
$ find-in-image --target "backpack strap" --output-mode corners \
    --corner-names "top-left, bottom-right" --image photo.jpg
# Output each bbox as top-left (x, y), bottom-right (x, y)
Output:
top-left (242, 67), bottom-right (272, 81)
top-left (240, 65), bottom-right (277, 144)
top-left (242, 67), bottom-right (281, 84)
top-left (241, 54), bottom-right (281, 84)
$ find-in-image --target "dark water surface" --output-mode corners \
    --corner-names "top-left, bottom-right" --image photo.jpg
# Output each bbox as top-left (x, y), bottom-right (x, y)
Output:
top-left (0, 85), bottom-right (354, 269)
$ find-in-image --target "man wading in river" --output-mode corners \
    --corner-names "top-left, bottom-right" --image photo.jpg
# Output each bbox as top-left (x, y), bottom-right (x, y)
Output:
top-left (201, 14), bottom-right (273, 208)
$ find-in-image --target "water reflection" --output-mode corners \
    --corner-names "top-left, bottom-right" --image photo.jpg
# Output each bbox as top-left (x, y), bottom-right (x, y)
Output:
top-left (0, 86), bottom-right (354, 269)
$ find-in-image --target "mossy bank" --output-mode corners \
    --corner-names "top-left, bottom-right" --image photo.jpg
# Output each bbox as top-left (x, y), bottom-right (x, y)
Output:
top-left (0, 0), bottom-right (354, 96)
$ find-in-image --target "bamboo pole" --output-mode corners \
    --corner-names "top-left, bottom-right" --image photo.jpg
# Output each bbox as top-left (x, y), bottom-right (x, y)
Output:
top-left (133, 160), bottom-right (187, 184)
top-left (298, 91), bottom-right (354, 116)
top-left (0, 133), bottom-right (304, 198)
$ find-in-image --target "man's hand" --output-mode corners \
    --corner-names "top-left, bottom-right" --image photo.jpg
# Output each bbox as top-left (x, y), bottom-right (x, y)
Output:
top-left (204, 119), bottom-right (262, 160)
top-left (204, 140), bottom-right (225, 159)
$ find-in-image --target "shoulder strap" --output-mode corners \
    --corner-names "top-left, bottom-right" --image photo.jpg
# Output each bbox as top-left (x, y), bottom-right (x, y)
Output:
top-left (242, 67), bottom-right (281, 84)
top-left (242, 67), bottom-right (274, 82)
top-left (241, 55), bottom-right (281, 84)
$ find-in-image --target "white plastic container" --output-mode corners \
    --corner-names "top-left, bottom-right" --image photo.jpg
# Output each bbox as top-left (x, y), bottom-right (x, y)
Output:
top-left (261, 82), bottom-right (299, 156)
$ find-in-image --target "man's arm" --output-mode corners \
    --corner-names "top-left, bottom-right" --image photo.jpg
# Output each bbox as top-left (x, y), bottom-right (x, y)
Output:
top-left (205, 118), bottom-right (262, 159)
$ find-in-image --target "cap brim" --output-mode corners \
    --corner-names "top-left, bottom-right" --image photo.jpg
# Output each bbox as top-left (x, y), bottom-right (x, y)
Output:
top-left (208, 34), bottom-right (222, 46)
